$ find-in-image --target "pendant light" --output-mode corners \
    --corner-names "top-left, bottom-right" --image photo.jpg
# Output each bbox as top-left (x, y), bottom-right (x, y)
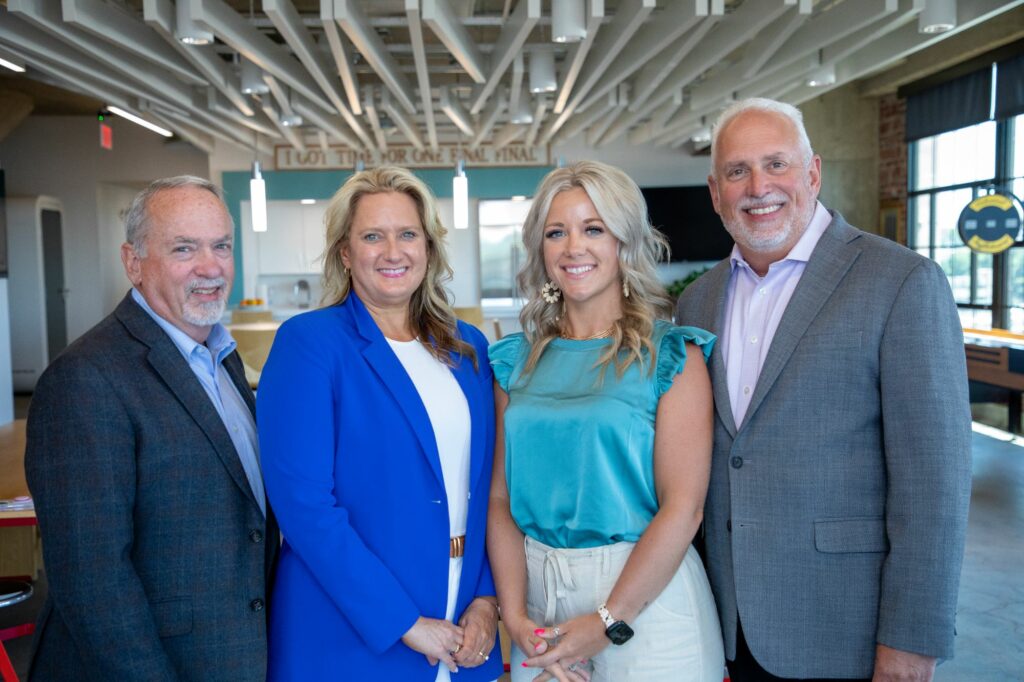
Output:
top-left (453, 159), bottom-right (469, 230)
top-left (250, 160), bottom-right (267, 233)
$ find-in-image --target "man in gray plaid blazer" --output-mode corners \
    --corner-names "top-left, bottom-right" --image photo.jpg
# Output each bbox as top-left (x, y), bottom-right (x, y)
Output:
top-left (676, 99), bottom-right (971, 681)
top-left (25, 176), bottom-right (278, 681)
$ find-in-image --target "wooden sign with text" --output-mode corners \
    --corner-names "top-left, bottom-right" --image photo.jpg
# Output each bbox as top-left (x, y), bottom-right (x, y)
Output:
top-left (275, 143), bottom-right (550, 170)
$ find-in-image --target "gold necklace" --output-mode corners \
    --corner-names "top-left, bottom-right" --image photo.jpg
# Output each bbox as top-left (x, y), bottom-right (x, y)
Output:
top-left (560, 324), bottom-right (615, 341)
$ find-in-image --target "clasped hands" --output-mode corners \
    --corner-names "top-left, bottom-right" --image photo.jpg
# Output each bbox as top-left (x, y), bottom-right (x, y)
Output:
top-left (401, 597), bottom-right (499, 672)
top-left (512, 613), bottom-right (610, 682)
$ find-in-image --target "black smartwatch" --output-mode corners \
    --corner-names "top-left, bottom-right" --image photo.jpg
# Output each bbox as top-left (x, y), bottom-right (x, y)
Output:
top-left (597, 604), bottom-right (634, 645)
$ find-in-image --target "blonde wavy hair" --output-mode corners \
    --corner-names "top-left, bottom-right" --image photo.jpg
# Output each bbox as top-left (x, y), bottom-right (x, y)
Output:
top-left (321, 166), bottom-right (476, 368)
top-left (518, 160), bottom-right (672, 377)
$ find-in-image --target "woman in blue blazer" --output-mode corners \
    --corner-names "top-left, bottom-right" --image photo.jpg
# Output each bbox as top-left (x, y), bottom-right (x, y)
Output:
top-left (257, 166), bottom-right (502, 681)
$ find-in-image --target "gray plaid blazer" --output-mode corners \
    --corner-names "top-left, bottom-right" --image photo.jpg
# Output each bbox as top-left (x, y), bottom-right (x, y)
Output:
top-left (676, 212), bottom-right (972, 678)
top-left (25, 292), bottom-right (278, 681)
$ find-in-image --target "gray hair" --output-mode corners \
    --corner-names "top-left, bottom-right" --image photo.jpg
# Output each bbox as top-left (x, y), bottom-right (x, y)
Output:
top-left (710, 97), bottom-right (814, 170)
top-left (125, 175), bottom-right (226, 256)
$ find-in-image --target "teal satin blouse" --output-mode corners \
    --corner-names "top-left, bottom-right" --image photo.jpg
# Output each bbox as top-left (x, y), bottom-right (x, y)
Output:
top-left (490, 320), bottom-right (715, 549)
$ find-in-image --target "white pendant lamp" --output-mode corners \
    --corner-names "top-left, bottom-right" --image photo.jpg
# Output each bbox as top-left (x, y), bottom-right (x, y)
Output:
top-left (919, 0), bottom-right (957, 33)
top-left (552, 0), bottom-right (586, 43)
top-left (175, 0), bottom-right (214, 45)
top-left (529, 47), bottom-right (557, 94)
top-left (250, 161), bottom-right (267, 233)
top-left (453, 160), bottom-right (469, 230)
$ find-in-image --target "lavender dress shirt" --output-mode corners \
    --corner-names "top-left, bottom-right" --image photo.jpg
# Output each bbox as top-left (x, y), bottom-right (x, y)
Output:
top-left (720, 202), bottom-right (832, 427)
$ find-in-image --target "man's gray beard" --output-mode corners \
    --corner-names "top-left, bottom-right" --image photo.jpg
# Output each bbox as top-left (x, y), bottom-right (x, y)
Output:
top-left (183, 298), bottom-right (227, 327)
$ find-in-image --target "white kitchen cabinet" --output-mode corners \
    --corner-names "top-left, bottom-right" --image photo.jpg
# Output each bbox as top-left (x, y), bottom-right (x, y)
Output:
top-left (242, 200), bottom-right (328, 275)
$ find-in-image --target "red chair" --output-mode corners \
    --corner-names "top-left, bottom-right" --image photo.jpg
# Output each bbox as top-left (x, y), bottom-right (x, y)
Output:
top-left (0, 580), bottom-right (34, 682)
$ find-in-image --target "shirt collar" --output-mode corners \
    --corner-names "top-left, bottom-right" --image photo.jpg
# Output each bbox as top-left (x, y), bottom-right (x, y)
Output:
top-left (729, 200), bottom-right (832, 274)
top-left (131, 288), bottom-right (237, 364)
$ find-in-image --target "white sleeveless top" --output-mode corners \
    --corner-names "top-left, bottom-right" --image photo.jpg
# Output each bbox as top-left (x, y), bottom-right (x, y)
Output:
top-left (386, 338), bottom-right (471, 536)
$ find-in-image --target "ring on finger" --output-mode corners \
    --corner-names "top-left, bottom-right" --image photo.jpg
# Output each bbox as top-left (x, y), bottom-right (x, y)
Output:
top-left (567, 663), bottom-right (578, 672)
top-left (478, 650), bottom-right (489, 661)
top-left (452, 643), bottom-right (462, 655)
top-left (552, 626), bottom-right (561, 637)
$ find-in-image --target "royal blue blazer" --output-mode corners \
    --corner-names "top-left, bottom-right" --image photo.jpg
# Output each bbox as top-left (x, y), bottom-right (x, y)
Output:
top-left (257, 292), bottom-right (502, 681)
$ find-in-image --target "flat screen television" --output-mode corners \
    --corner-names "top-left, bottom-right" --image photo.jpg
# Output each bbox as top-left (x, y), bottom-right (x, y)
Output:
top-left (640, 185), bottom-right (734, 262)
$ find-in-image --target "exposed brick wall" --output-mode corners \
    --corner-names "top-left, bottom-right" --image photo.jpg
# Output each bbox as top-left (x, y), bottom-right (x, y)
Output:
top-left (879, 94), bottom-right (908, 243)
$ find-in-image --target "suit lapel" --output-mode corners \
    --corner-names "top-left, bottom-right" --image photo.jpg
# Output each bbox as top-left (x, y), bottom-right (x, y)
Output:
top-left (694, 262), bottom-right (738, 437)
top-left (346, 294), bottom-right (446, 490)
top-left (223, 351), bottom-right (256, 417)
top-left (742, 215), bottom-right (861, 425)
top-left (115, 294), bottom-right (259, 508)
top-left (448, 343), bottom-right (484, 493)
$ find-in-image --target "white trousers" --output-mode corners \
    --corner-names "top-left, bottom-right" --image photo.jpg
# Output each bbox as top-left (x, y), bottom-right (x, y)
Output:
top-left (510, 536), bottom-right (724, 682)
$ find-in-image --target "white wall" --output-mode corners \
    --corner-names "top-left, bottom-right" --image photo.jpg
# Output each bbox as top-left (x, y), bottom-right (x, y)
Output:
top-left (96, 183), bottom-right (141, 315)
top-left (552, 135), bottom-right (712, 187)
top-left (0, 116), bottom-right (208, 343)
top-left (437, 197), bottom-right (481, 307)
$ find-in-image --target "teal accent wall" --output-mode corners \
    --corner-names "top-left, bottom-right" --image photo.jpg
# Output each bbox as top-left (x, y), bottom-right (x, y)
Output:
top-left (223, 166), bottom-right (552, 304)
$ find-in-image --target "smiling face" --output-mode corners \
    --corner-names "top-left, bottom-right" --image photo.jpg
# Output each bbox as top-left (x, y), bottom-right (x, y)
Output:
top-left (121, 185), bottom-right (234, 343)
top-left (341, 191), bottom-right (428, 314)
top-left (709, 109), bottom-right (821, 271)
top-left (542, 186), bottom-right (623, 313)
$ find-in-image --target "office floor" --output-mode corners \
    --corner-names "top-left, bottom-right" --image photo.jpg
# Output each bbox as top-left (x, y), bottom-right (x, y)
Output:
top-left (3, 394), bottom-right (1022, 679)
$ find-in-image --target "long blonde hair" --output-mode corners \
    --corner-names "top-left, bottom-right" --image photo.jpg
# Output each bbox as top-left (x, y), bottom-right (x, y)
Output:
top-left (321, 166), bottom-right (476, 368)
top-left (518, 160), bottom-right (672, 377)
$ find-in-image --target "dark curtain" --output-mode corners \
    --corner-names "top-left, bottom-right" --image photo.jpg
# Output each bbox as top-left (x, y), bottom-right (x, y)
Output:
top-left (995, 52), bottom-right (1024, 120)
top-left (906, 66), bottom-right (992, 142)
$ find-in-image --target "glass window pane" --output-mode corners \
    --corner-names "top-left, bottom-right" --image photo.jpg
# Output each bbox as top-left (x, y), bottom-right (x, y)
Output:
top-left (914, 138), bottom-right (934, 191)
top-left (974, 252), bottom-right (993, 304)
top-left (959, 308), bottom-right (992, 331)
top-left (1008, 247), bottom-right (1024, 332)
top-left (934, 188), bottom-right (973, 247)
top-left (935, 247), bottom-right (972, 302)
top-left (915, 121), bottom-right (997, 190)
top-left (1014, 114), bottom-right (1024, 179)
top-left (911, 194), bottom-right (931, 248)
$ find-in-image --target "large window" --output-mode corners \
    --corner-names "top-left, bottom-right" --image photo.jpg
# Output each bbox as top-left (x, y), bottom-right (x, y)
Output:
top-left (909, 115), bottom-right (1024, 331)
top-left (479, 199), bottom-right (531, 307)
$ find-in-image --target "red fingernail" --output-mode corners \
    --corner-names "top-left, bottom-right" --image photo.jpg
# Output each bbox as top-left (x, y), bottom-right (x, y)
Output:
top-left (534, 642), bottom-right (543, 651)
top-left (521, 662), bottom-right (529, 667)
top-left (534, 628), bottom-right (545, 635)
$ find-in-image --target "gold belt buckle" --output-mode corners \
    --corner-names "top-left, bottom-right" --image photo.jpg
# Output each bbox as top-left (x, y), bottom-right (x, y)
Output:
top-left (450, 535), bottom-right (465, 558)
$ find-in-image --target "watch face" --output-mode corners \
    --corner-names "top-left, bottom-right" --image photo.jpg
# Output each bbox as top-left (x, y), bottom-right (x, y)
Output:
top-left (605, 621), bottom-right (634, 645)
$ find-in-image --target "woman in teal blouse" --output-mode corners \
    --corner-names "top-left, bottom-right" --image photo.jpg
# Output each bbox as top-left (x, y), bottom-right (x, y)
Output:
top-left (488, 161), bottom-right (724, 681)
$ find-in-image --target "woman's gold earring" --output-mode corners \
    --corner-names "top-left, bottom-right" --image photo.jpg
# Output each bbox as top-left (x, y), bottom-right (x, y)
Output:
top-left (622, 279), bottom-right (630, 298)
top-left (541, 281), bottom-right (561, 304)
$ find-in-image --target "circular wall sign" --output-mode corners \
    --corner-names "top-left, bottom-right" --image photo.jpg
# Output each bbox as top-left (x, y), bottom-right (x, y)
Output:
top-left (957, 193), bottom-right (1023, 254)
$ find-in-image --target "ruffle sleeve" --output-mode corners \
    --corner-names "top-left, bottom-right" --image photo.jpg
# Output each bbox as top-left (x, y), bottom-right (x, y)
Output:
top-left (488, 333), bottom-right (527, 392)
top-left (655, 324), bottom-right (716, 398)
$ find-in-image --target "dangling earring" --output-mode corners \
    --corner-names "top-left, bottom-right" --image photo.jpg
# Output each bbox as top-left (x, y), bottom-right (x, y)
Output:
top-left (622, 279), bottom-right (630, 298)
top-left (541, 281), bottom-right (561, 304)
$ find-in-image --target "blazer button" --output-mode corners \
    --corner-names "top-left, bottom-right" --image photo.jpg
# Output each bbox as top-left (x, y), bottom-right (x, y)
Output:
top-left (249, 529), bottom-right (264, 543)
top-left (250, 598), bottom-right (265, 612)
top-left (731, 456), bottom-right (743, 469)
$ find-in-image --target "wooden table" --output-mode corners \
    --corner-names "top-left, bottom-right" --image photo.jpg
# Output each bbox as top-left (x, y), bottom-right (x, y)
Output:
top-left (0, 419), bottom-right (39, 579)
top-left (0, 420), bottom-right (32, 527)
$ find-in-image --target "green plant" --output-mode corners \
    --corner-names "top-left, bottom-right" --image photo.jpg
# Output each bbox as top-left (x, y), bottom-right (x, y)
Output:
top-left (666, 267), bottom-right (710, 299)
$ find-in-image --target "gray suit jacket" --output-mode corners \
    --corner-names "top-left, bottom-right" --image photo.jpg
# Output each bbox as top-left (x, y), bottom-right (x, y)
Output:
top-left (676, 212), bottom-right (971, 678)
top-left (25, 293), bottom-right (279, 681)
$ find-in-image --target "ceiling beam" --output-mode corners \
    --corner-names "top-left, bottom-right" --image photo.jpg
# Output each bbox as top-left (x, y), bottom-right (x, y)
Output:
top-left (422, 0), bottom-right (487, 83)
top-left (470, 88), bottom-right (506, 149)
top-left (469, 0), bottom-right (540, 114)
top-left (439, 85), bottom-right (476, 137)
top-left (319, 1), bottom-right (361, 115)
top-left (406, 0), bottom-right (438, 150)
top-left (142, 0), bottom-right (254, 117)
top-left (524, 95), bottom-right (548, 147)
top-left (577, 0), bottom-right (707, 112)
top-left (60, 0), bottom-right (203, 86)
top-left (291, 98), bottom-right (362, 149)
top-left (263, 0), bottom-right (371, 149)
top-left (381, 87), bottom-right (425, 150)
top-left (362, 85), bottom-right (388, 151)
top-left (259, 99), bottom-right (306, 151)
top-left (491, 122), bottom-right (525, 150)
top-left (185, 0), bottom-right (336, 114)
top-left (552, 0), bottom-right (605, 115)
top-left (333, 0), bottom-right (417, 115)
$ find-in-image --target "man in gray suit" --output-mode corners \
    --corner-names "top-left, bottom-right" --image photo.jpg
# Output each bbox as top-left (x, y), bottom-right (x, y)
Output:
top-left (676, 98), bottom-right (971, 681)
top-left (25, 176), bottom-right (277, 680)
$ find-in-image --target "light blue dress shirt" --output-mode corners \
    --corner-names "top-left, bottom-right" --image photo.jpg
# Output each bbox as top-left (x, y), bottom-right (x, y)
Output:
top-left (490, 320), bottom-right (714, 548)
top-left (131, 289), bottom-right (266, 516)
